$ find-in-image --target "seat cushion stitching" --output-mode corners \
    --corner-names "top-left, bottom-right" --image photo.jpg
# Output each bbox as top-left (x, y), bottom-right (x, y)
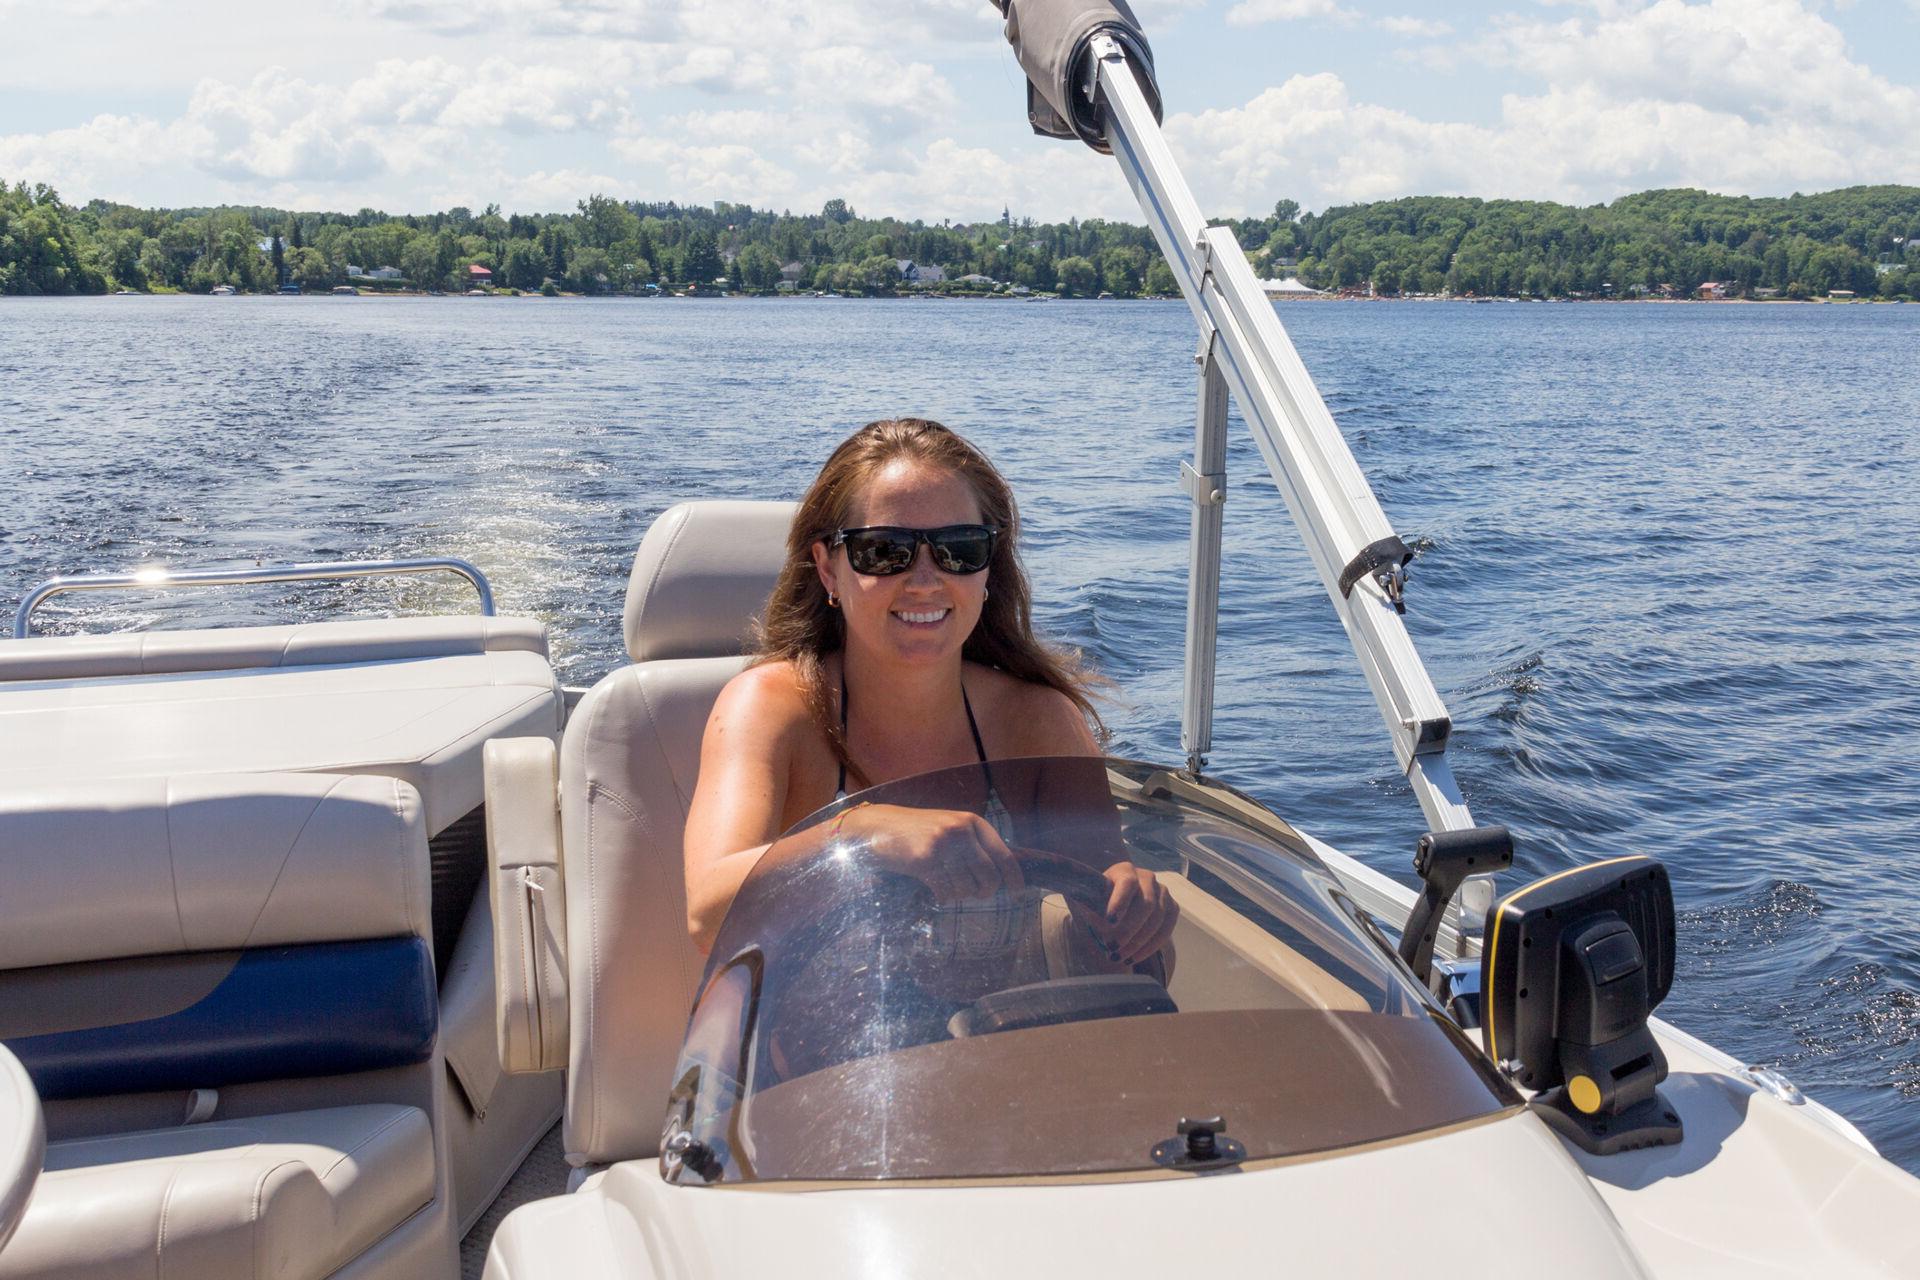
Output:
top-left (626, 670), bottom-right (704, 1018)
top-left (252, 1160), bottom-right (302, 1277)
top-left (318, 1107), bottom-right (414, 1179)
top-left (631, 673), bottom-right (694, 811)
top-left (156, 1165), bottom-right (181, 1280)
top-left (582, 693), bottom-right (607, 1154)
top-left (644, 683), bottom-right (703, 1038)
top-left (238, 777), bottom-right (347, 949)
top-left (390, 776), bottom-right (418, 942)
top-left (163, 776), bottom-right (188, 951)
top-left (583, 786), bottom-right (606, 1159)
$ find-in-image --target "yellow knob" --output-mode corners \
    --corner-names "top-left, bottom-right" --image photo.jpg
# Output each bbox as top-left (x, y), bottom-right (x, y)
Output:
top-left (1568, 1075), bottom-right (1602, 1115)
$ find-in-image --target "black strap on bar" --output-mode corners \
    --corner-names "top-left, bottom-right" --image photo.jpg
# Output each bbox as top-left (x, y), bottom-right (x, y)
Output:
top-left (1338, 535), bottom-right (1414, 600)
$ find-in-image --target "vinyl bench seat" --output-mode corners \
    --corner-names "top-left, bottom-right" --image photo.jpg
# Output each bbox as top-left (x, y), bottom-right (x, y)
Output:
top-left (0, 1104), bottom-right (434, 1280)
top-left (0, 616), bottom-right (563, 835)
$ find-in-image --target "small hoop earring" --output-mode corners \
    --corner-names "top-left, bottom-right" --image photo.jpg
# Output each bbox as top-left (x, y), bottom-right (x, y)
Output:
top-left (982, 587), bottom-right (989, 600)
top-left (827, 591), bottom-right (839, 608)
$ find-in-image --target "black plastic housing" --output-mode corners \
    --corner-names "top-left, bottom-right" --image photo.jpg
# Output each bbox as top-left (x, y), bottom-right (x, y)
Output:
top-left (1481, 856), bottom-right (1674, 1084)
top-left (1480, 856), bottom-right (1680, 1154)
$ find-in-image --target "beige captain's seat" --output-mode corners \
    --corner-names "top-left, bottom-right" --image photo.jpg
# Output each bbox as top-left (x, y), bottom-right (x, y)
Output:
top-left (486, 501), bottom-right (795, 1171)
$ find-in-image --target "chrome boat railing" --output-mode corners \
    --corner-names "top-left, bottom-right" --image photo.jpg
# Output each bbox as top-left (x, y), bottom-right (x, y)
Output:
top-left (11, 558), bottom-right (496, 639)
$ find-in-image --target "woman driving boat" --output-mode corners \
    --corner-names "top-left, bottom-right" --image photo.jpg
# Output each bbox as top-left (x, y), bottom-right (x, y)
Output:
top-left (682, 417), bottom-right (1178, 965)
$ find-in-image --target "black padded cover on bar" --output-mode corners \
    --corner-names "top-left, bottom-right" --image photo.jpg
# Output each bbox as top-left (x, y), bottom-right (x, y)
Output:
top-left (991, 0), bottom-right (1162, 152)
top-left (1338, 535), bottom-right (1414, 599)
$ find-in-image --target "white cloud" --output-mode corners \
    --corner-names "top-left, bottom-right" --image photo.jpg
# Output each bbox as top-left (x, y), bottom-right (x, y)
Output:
top-left (0, 0), bottom-right (150, 13)
top-left (3, 0), bottom-right (1916, 221)
top-left (0, 114), bottom-right (181, 202)
top-left (1376, 15), bottom-right (1452, 38)
top-left (610, 134), bottom-right (801, 204)
top-left (0, 58), bottom-right (630, 207)
top-left (1225, 0), bottom-right (1355, 25)
top-left (1162, 0), bottom-right (1920, 216)
top-left (1480, 0), bottom-right (1918, 135)
top-left (1166, 74), bottom-right (1503, 208)
top-left (357, 0), bottom-right (993, 53)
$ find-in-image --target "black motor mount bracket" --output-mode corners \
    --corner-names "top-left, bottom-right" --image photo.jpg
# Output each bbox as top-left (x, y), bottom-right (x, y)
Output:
top-left (1398, 826), bottom-right (1514, 990)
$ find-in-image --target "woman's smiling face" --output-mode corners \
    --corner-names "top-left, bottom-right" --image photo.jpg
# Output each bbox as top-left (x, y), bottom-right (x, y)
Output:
top-left (814, 458), bottom-right (989, 668)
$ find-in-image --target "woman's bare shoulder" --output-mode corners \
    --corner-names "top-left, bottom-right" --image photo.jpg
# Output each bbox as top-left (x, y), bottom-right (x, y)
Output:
top-left (965, 663), bottom-right (1100, 756)
top-left (708, 660), bottom-right (817, 745)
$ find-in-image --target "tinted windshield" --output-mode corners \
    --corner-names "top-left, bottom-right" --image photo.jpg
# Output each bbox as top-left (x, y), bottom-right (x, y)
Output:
top-left (662, 757), bottom-right (1513, 1185)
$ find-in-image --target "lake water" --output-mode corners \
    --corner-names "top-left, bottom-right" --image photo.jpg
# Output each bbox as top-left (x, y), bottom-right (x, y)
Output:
top-left (3, 294), bottom-right (1917, 1172)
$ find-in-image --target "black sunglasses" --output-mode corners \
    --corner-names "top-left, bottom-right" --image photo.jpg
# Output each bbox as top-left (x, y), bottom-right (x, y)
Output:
top-left (830, 524), bottom-right (999, 576)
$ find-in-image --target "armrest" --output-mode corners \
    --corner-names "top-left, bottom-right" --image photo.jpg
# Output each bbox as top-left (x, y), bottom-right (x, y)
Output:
top-left (485, 738), bottom-right (569, 1075)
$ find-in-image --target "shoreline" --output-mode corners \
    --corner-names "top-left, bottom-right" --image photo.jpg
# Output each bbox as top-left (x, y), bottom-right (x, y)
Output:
top-left (72, 286), bottom-right (1911, 305)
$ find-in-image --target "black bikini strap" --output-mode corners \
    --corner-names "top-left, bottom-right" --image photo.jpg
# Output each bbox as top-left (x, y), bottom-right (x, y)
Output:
top-left (963, 683), bottom-right (1003, 818)
top-left (839, 669), bottom-right (990, 795)
top-left (961, 685), bottom-right (989, 765)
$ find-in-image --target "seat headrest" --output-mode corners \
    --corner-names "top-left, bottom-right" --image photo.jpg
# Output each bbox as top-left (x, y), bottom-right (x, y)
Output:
top-left (624, 500), bottom-right (799, 662)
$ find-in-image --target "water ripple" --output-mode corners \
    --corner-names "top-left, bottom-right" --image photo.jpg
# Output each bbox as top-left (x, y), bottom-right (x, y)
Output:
top-left (3, 294), bottom-right (1917, 1170)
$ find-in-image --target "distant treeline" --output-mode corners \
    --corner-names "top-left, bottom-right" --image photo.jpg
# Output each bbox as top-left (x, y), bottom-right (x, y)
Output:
top-left (2, 181), bottom-right (1916, 300)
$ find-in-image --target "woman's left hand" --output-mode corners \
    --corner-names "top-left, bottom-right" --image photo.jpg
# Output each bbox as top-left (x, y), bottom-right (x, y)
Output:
top-left (1093, 863), bottom-right (1179, 966)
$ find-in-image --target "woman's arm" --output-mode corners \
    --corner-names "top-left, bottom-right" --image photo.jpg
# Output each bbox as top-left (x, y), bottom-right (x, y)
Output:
top-left (682, 666), bottom-right (804, 954)
top-left (1015, 682), bottom-right (1179, 966)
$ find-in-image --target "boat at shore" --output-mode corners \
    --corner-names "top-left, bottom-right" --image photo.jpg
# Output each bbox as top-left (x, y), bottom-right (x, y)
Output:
top-left (1, 3), bottom-right (1916, 1278)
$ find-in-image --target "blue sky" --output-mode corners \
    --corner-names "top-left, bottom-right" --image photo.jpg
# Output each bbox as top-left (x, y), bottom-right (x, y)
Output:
top-left (3, 1), bottom-right (1917, 220)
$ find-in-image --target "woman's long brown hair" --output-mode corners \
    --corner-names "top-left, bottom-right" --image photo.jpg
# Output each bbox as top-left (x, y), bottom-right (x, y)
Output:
top-left (755, 418), bottom-right (1105, 787)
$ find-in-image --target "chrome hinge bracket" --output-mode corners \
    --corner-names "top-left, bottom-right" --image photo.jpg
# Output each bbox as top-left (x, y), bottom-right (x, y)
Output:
top-left (1180, 460), bottom-right (1226, 506)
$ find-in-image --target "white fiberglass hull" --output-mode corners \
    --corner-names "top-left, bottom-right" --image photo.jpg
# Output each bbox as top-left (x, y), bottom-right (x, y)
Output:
top-left (488, 1111), bottom-right (1649, 1280)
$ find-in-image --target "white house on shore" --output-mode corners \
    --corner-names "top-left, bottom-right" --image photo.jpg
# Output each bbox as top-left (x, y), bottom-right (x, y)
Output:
top-left (894, 260), bottom-right (946, 285)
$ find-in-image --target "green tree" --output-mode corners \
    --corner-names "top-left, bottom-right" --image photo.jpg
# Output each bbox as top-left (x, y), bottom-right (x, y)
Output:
top-left (1144, 257), bottom-right (1177, 295)
top-left (568, 245), bottom-right (611, 293)
top-left (682, 229), bottom-right (722, 285)
top-left (737, 242), bottom-right (781, 291)
top-left (577, 194), bottom-right (638, 250)
top-left (401, 233), bottom-right (444, 289)
top-left (136, 238), bottom-right (170, 290)
top-left (855, 255), bottom-right (901, 294)
top-left (0, 183), bottom-right (106, 294)
top-left (287, 246), bottom-right (330, 289)
top-left (1101, 246), bottom-right (1144, 296)
top-left (503, 240), bottom-right (545, 291)
top-left (609, 237), bottom-right (652, 289)
top-left (1056, 255), bottom-right (1099, 297)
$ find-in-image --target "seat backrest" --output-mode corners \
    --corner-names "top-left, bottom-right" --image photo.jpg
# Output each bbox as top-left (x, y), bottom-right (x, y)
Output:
top-left (561, 500), bottom-right (794, 1165)
top-left (0, 772), bottom-right (435, 1104)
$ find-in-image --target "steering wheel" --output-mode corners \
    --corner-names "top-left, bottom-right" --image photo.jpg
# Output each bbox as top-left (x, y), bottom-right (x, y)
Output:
top-left (1013, 849), bottom-right (1114, 913)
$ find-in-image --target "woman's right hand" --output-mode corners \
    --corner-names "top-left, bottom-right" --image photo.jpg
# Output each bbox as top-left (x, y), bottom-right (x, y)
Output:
top-left (836, 804), bottom-right (1026, 904)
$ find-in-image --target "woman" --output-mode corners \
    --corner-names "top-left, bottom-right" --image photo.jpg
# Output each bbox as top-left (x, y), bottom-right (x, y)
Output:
top-left (682, 417), bottom-right (1177, 962)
